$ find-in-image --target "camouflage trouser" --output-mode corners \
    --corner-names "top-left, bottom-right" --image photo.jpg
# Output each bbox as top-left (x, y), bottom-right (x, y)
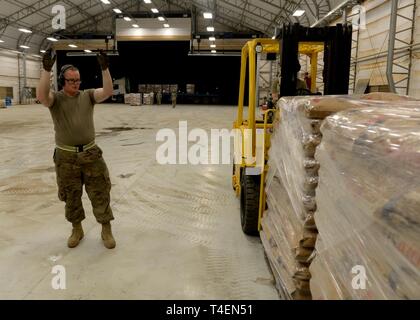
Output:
top-left (53, 145), bottom-right (114, 224)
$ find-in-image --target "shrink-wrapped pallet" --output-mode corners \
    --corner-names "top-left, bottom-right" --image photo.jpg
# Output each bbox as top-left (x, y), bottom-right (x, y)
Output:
top-left (261, 94), bottom-right (419, 300)
top-left (143, 93), bottom-right (154, 105)
top-left (310, 106), bottom-right (420, 299)
top-left (130, 93), bottom-right (142, 106)
top-left (261, 96), bottom-right (327, 299)
top-left (124, 94), bottom-right (131, 104)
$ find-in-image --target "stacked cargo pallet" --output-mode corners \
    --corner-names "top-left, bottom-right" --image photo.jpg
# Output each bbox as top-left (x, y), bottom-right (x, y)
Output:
top-left (123, 93), bottom-right (142, 106)
top-left (130, 93), bottom-right (142, 106)
top-left (310, 103), bottom-right (420, 299)
top-left (143, 93), bottom-right (154, 105)
top-left (261, 96), bottom-right (324, 299)
top-left (261, 93), bottom-right (419, 300)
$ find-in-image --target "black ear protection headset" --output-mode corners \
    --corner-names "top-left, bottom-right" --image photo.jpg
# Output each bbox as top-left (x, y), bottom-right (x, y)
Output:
top-left (58, 64), bottom-right (76, 87)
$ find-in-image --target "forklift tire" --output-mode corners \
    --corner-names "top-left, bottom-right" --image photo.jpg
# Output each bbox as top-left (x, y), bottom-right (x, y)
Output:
top-left (240, 170), bottom-right (261, 236)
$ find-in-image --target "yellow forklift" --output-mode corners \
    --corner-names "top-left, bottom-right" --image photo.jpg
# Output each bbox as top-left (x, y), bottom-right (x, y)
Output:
top-left (232, 23), bottom-right (352, 235)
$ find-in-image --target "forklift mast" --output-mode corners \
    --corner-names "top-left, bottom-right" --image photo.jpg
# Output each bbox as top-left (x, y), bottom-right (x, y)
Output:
top-left (278, 23), bottom-right (352, 97)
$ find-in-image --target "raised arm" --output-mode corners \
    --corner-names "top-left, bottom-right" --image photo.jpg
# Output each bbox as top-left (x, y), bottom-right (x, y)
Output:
top-left (36, 48), bottom-right (56, 108)
top-left (93, 51), bottom-right (113, 103)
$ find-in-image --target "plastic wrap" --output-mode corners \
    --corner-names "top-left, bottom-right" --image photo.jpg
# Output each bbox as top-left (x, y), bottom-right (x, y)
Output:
top-left (302, 93), bottom-right (418, 119)
top-left (260, 96), bottom-right (325, 299)
top-left (311, 106), bottom-right (420, 299)
top-left (269, 98), bottom-right (324, 221)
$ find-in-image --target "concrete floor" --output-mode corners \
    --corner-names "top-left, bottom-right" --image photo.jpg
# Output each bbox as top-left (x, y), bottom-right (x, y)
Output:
top-left (0, 103), bottom-right (278, 300)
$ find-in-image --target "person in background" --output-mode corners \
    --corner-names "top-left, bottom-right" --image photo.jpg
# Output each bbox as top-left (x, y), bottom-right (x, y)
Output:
top-left (36, 48), bottom-right (116, 249)
top-left (156, 90), bottom-right (162, 105)
top-left (295, 60), bottom-right (309, 93)
top-left (171, 90), bottom-right (177, 108)
top-left (304, 72), bottom-right (312, 92)
top-left (267, 93), bottom-right (274, 109)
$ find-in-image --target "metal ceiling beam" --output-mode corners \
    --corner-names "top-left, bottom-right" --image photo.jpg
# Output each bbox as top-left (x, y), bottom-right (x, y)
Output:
top-left (264, 0), bottom-right (303, 34)
top-left (24, 0), bottom-right (117, 51)
top-left (215, 5), bottom-right (270, 32)
top-left (170, 0), bottom-right (245, 32)
top-left (311, 0), bottom-right (358, 27)
top-left (19, 0), bottom-right (108, 49)
top-left (68, 0), bottom-right (141, 33)
top-left (257, 0), bottom-right (297, 23)
top-left (0, 0), bottom-right (62, 32)
top-left (218, 0), bottom-right (275, 28)
top-left (31, 0), bottom-right (106, 34)
top-left (239, 0), bottom-right (250, 29)
top-left (62, 0), bottom-right (95, 23)
top-left (211, 1), bottom-right (273, 33)
top-left (4, 0), bottom-right (52, 21)
top-left (169, 0), bottom-right (261, 33)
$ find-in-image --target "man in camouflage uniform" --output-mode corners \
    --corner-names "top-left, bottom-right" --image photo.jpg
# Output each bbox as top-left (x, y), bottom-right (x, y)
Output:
top-left (36, 49), bottom-right (116, 249)
top-left (156, 90), bottom-right (162, 105)
top-left (171, 90), bottom-right (177, 108)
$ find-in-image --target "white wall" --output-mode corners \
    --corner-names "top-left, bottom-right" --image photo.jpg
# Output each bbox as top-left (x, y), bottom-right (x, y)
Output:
top-left (0, 49), bottom-right (41, 105)
top-left (341, 0), bottom-right (419, 97)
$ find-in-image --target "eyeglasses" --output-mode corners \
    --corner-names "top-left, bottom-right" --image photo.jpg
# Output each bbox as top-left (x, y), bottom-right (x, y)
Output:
top-left (64, 78), bottom-right (81, 84)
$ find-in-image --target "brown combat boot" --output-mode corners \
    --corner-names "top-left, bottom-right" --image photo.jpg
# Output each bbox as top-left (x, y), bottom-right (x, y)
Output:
top-left (101, 222), bottom-right (116, 249)
top-left (67, 222), bottom-right (84, 248)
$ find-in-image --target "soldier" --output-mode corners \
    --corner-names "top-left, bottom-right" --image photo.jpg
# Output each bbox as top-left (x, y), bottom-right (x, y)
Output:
top-left (267, 93), bottom-right (274, 109)
top-left (171, 90), bottom-right (177, 108)
top-left (156, 90), bottom-right (162, 105)
top-left (36, 49), bottom-right (116, 249)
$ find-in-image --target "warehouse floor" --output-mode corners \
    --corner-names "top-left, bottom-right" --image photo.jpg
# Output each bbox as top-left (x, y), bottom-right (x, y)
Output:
top-left (0, 103), bottom-right (278, 300)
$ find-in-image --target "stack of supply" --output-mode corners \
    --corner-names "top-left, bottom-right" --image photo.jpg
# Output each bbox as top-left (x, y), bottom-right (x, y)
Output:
top-left (130, 93), bottom-right (142, 106)
top-left (260, 93), bottom-right (418, 299)
top-left (310, 105), bottom-right (420, 299)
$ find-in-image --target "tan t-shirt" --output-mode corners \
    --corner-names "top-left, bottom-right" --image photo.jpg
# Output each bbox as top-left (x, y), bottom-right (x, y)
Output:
top-left (49, 89), bottom-right (96, 146)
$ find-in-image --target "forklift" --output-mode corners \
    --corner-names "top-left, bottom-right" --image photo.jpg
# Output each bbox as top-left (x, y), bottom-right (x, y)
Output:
top-left (232, 23), bottom-right (352, 235)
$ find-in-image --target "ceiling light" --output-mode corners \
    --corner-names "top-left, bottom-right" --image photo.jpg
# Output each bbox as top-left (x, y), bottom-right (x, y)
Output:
top-left (68, 44), bottom-right (78, 48)
top-left (124, 17), bottom-right (131, 21)
top-left (113, 8), bottom-right (122, 14)
top-left (209, 36), bottom-right (215, 41)
top-left (293, 9), bottom-right (305, 17)
top-left (163, 24), bottom-right (170, 28)
top-left (100, 0), bottom-right (110, 4)
top-left (210, 44), bottom-right (216, 48)
top-left (20, 45), bottom-right (30, 49)
top-left (84, 49), bottom-right (92, 53)
top-left (151, 8), bottom-right (159, 13)
top-left (158, 16), bottom-right (165, 21)
top-left (40, 50), bottom-right (46, 53)
top-left (207, 26), bottom-right (214, 32)
top-left (0, 40), bottom-right (4, 43)
top-left (47, 37), bottom-right (58, 42)
top-left (211, 50), bottom-right (216, 53)
top-left (18, 28), bottom-right (32, 33)
top-left (144, 0), bottom-right (152, 3)
top-left (132, 24), bottom-right (139, 28)
top-left (203, 12), bottom-right (212, 19)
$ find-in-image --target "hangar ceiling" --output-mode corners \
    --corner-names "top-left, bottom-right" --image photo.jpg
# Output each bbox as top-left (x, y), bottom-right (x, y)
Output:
top-left (0, 0), bottom-right (360, 54)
